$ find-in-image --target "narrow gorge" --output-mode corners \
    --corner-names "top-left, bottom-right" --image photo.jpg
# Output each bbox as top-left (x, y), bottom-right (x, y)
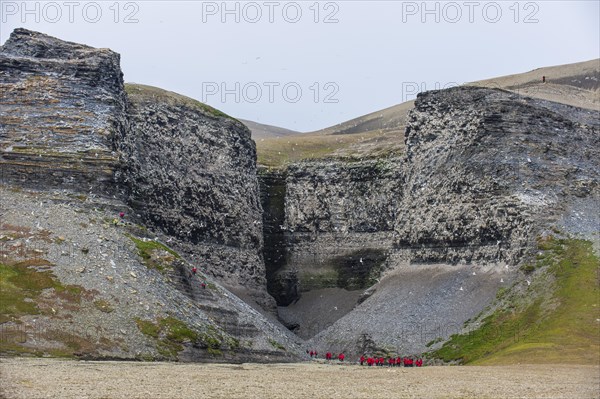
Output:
top-left (1, 29), bottom-right (598, 361)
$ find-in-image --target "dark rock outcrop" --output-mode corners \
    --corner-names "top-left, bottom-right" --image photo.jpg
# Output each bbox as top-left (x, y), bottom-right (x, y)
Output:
top-left (0, 29), bottom-right (293, 361)
top-left (0, 28), bottom-right (127, 196)
top-left (262, 86), bottom-right (599, 355)
top-left (122, 84), bottom-right (273, 311)
top-left (259, 159), bottom-right (401, 305)
top-left (397, 87), bottom-right (599, 265)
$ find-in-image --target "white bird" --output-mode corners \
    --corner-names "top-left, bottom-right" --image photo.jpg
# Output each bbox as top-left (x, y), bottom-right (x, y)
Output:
top-left (359, 258), bottom-right (363, 264)
top-left (500, 278), bottom-right (504, 283)
top-left (459, 287), bottom-right (464, 291)
top-left (526, 280), bottom-right (531, 286)
top-left (334, 306), bottom-right (338, 311)
top-left (527, 157), bottom-right (532, 163)
top-left (472, 272), bottom-right (476, 275)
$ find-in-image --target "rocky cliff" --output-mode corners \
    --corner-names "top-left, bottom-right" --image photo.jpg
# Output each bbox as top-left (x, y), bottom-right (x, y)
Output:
top-left (2, 28), bottom-right (597, 362)
top-left (0, 28), bottom-right (127, 196)
top-left (260, 86), bottom-right (599, 353)
top-left (123, 84), bottom-right (272, 311)
top-left (396, 87), bottom-right (599, 265)
top-left (0, 29), bottom-right (297, 361)
top-left (261, 160), bottom-right (402, 303)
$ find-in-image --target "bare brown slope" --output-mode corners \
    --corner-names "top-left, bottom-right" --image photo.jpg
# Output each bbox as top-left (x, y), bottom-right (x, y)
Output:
top-left (471, 58), bottom-right (599, 110)
top-left (241, 119), bottom-right (301, 139)
top-left (256, 59), bottom-right (599, 167)
top-left (311, 58), bottom-right (599, 138)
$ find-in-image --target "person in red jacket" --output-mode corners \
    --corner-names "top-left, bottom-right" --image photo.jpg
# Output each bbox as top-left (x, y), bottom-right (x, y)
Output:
top-left (367, 357), bottom-right (374, 366)
top-left (379, 357), bottom-right (384, 366)
top-left (309, 350), bottom-right (314, 358)
top-left (396, 356), bottom-right (402, 367)
top-left (388, 357), bottom-right (394, 367)
top-left (360, 355), bottom-right (365, 365)
top-left (338, 353), bottom-right (345, 362)
top-left (191, 266), bottom-right (197, 275)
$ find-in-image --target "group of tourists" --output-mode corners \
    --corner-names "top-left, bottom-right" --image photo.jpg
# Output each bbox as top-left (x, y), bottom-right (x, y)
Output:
top-left (360, 355), bottom-right (424, 367)
top-left (308, 350), bottom-right (422, 367)
top-left (307, 350), bottom-right (345, 361)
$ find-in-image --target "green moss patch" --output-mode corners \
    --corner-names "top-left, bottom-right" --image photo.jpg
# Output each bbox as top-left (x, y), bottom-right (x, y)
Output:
top-left (299, 249), bottom-right (387, 291)
top-left (268, 339), bottom-right (286, 351)
top-left (0, 259), bottom-right (104, 357)
top-left (429, 237), bottom-right (600, 365)
top-left (299, 270), bottom-right (339, 291)
top-left (136, 316), bottom-right (232, 359)
top-left (0, 259), bottom-right (84, 324)
top-left (126, 234), bottom-right (180, 273)
top-left (135, 318), bottom-right (160, 339)
top-left (94, 300), bottom-right (114, 313)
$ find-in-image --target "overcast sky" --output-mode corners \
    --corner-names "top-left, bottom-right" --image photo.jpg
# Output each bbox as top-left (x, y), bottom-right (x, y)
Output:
top-left (1, 1), bottom-right (598, 131)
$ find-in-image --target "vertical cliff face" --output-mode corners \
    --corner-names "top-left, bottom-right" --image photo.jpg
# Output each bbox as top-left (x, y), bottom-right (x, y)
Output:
top-left (0, 29), bottom-right (296, 361)
top-left (262, 86), bottom-right (599, 354)
top-left (258, 168), bottom-right (290, 304)
top-left (260, 160), bottom-right (402, 306)
top-left (122, 84), bottom-right (272, 311)
top-left (396, 87), bottom-right (600, 265)
top-left (0, 28), bottom-right (128, 196)
top-left (0, 30), bottom-right (272, 310)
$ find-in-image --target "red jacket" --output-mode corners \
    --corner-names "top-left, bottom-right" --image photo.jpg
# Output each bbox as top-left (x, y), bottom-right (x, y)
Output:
top-left (338, 353), bottom-right (345, 361)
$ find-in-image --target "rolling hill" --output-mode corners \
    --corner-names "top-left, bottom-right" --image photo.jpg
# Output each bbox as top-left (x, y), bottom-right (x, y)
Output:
top-left (254, 59), bottom-right (599, 167)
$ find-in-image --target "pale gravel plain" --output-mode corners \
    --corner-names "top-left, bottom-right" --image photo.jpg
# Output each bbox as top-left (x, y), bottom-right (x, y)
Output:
top-left (1, 358), bottom-right (598, 399)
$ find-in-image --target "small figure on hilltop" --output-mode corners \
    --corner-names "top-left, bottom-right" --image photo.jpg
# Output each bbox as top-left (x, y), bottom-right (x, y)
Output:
top-left (542, 75), bottom-right (546, 83)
